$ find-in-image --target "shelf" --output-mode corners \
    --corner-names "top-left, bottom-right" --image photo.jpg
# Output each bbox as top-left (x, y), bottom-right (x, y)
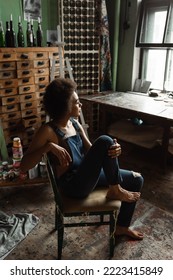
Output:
top-left (0, 177), bottom-right (49, 188)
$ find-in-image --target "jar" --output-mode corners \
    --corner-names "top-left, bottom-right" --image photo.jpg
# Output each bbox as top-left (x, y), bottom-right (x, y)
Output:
top-left (12, 137), bottom-right (23, 160)
top-left (2, 161), bottom-right (8, 172)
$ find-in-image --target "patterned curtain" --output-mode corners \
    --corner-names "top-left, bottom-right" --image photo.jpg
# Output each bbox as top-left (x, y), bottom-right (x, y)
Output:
top-left (100, 0), bottom-right (113, 91)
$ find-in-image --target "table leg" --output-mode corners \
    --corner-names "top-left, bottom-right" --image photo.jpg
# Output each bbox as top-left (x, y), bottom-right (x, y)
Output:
top-left (161, 124), bottom-right (170, 172)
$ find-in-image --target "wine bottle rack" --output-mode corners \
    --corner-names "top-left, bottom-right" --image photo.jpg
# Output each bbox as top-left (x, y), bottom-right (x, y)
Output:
top-left (59, 0), bottom-right (101, 94)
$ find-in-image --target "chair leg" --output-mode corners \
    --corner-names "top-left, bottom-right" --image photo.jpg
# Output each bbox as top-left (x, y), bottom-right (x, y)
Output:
top-left (57, 210), bottom-right (64, 260)
top-left (109, 212), bottom-right (116, 259)
top-left (100, 214), bottom-right (104, 223)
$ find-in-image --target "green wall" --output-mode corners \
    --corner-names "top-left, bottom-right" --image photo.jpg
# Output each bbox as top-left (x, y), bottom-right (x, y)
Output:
top-left (0, 0), bottom-right (59, 46)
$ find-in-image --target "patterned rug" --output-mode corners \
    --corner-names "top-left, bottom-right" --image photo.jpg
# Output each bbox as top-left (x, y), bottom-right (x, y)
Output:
top-left (3, 185), bottom-right (173, 260)
top-left (61, 199), bottom-right (173, 260)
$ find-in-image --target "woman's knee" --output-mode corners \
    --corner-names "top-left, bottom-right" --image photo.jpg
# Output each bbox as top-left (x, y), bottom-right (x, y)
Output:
top-left (94, 135), bottom-right (114, 148)
top-left (132, 171), bottom-right (144, 191)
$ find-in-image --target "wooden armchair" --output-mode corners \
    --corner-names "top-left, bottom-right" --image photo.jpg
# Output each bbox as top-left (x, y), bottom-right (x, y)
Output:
top-left (46, 156), bottom-right (121, 259)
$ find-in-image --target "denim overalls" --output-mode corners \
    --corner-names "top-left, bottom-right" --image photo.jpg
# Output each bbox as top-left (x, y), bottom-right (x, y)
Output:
top-left (49, 118), bottom-right (144, 227)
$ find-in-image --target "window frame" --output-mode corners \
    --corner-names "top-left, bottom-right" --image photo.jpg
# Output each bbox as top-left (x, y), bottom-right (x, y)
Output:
top-left (136, 0), bottom-right (173, 48)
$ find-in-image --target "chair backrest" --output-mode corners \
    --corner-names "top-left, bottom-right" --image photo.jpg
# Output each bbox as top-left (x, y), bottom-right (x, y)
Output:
top-left (46, 155), bottom-right (64, 212)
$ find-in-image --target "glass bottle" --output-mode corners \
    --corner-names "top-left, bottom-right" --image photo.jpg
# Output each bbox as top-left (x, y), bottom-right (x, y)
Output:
top-left (17, 16), bottom-right (25, 47)
top-left (26, 17), bottom-right (33, 47)
top-left (10, 14), bottom-right (16, 47)
top-left (0, 20), bottom-right (5, 47)
top-left (5, 21), bottom-right (11, 47)
top-left (31, 19), bottom-right (36, 47)
top-left (36, 17), bottom-right (43, 47)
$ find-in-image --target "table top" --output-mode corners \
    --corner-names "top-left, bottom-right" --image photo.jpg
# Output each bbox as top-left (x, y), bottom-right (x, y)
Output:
top-left (80, 92), bottom-right (173, 122)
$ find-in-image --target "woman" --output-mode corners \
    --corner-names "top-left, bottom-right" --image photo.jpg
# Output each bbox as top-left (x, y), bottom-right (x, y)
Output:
top-left (21, 77), bottom-right (144, 240)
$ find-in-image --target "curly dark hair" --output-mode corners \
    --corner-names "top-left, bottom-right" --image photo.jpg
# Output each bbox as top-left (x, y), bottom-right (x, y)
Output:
top-left (43, 78), bottom-right (77, 120)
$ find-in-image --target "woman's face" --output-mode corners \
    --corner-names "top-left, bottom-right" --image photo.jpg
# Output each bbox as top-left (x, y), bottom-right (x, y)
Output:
top-left (69, 91), bottom-right (82, 117)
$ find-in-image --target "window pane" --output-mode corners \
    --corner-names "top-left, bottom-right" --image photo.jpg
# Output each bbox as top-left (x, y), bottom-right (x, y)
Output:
top-left (164, 50), bottom-right (173, 91)
top-left (140, 5), bottom-right (167, 43)
top-left (142, 49), bottom-right (166, 90)
top-left (165, 6), bottom-right (173, 43)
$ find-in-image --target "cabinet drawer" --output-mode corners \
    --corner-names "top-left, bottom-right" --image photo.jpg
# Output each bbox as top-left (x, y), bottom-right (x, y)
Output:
top-left (33, 60), bottom-right (49, 68)
top-left (17, 69), bottom-right (34, 78)
top-left (16, 52), bottom-right (33, 60)
top-left (0, 52), bottom-right (16, 61)
top-left (1, 119), bottom-right (22, 130)
top-left (35, 83), bottom-right (47, 92)
top-left (49, 51), bottom-right (60, 60)
top-left (17, 60), bottom-right (34, 69)
top-left (1, 111), bottom-right (21, 121)
top-left (1, 95), bottom-right (20, 106)
top-left (0, 87), bottom-right (18, 97)
top-left (18, 76), bottom-right (34, 86)
top-left (33, 52), bottom-right (48, 60)
top-left (34, 75), bottom-right (49, 84)
top-left (20, 100), bottom-right (38, 110)
top-left (18, 84), bottom-right (35, 94)
top-left (0, 103), bottom-right (20, 113)
top-left (36, 91), bottom-right (45, 99)
top-left (0, 79), bottom-right (18, 88)
top-left (22, 116), bottom-right (41, 128)
top-left (34, 68), bottom-right (49, 76)
top-left (21, 108), bottom-right (38, 118)
top-left (0, 71), bottom-right (16, 80)
top-left (0, 61), bottom-right (16, 71)
top-left (19, 92), bottom-right (37, 103)
top-left (37, 106), bottom-right (45, 115)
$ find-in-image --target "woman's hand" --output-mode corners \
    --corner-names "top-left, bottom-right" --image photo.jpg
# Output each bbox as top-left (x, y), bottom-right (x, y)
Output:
top-left (49, 142), bottom-right (72, 167)
top-left (108, 139), bottom-right (121, 158)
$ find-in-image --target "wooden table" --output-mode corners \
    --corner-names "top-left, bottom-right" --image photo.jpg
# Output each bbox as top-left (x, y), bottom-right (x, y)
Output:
top-left (80, 92), bottom-right (173, 170)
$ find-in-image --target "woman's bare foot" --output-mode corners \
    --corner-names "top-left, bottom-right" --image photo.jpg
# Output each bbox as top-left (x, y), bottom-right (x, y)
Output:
top-left (115, 225), bottom-right (144, 240)
top-left (106, 184), bottom-right (140, 202)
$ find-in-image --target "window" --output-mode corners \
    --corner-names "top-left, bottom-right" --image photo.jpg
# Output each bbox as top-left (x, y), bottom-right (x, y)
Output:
top-left (136, 0), bottom-right (173, 91)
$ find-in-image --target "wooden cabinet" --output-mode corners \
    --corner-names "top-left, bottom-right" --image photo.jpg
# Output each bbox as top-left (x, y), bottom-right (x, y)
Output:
top-left (0, 47), bottom-right (60, 149)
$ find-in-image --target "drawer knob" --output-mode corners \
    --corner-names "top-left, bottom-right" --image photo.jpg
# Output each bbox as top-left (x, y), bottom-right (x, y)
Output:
top-left (21, 54), bottom-right (28, 59)
top-left (22, 70), bottom-right (30, 75)
top-left (5, 89), bottom-right (13, 94)
top-left (26, 110), bottom-right (33, 115)
top-left (3, 72), bottom-right (11, 77)
top-left (22, 62), bottom-right (29, 67)
top-left (24, 87), bottom-right (30, 91)
top-left (22, 78), bottom-right (29, 83)
top-left (39, 77), bottom-right (45, 81)
top-left (39, 84), bottom-right (46, 89)
top-left (25, 95), bottom-right (32, 100)
top-left (5, 81), bottom-right (12, 85)
top-left (3, 63), bottom-right (11, 68)
top-left (37, 61), bottom-right (44, 66)
top-left (37, 53), bottom-right (43, 57)
top-left (3, 54), bottom-right (11, 58)
top-left (7, 97), bottom-right (15, 102)
top-left (26, 103), bottom-right (32, 107)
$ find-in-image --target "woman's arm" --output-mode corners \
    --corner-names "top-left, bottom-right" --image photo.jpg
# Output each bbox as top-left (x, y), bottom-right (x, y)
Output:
top-left (20, 124), bottom-right (72, 172)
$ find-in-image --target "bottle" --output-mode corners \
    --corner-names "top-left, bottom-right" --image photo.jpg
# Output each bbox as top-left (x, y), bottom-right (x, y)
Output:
top-left (26, 16), bottom-right (33, 47)
top-left (0, 20), bottom-right (5, 47)
top-left (9, 14), bottom-right (16, 47)
top-left (5, 21), bottom-right (11, 47)
top-left (12, 137), bottom-right (23, 160)
top-left (36, 17), bottom-right (43, 47)
top-left (31, 19), bottom-right (36, 47)
top-left (17, 16), bottom-right (25, 47)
